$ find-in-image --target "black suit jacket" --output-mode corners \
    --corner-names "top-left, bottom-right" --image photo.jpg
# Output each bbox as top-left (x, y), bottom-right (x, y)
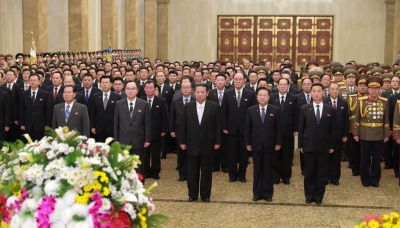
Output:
top-left (221, 87), bottom-right (257, 136)
top-left (323, 97), bottom-right (349, 140)
top-left (169, 96), bottom-right (195, 138)
top-left (90, 92), bottom-right (122, 135)
top-left (2, 83), bottom-right (22, 122)
top-left (207, 88), bottom-right (226, 106)
top-left (381, 89), bottom-right (394, 99)
top-left (45, 85), bottom-right (64, 102)
top-left (167, 83), bottom-right (181, 92)
top-left (77, 87), bottom-right (102, 106)
top-left (159, 84), bottom-right (174, 109)
top-left (296, 92), bottom-right (312, 109)
top-left (0, 90), bottom-right (11, 129)
top-left (179, 100), bottom-right (221, 156)
top-left (55, 91), bottom-right (86, 105)
top-left (269, 93), bottom-right (299, 137)
top-left (298, 103), bottom-right (336, 153)
top-left (245, 104), bottom-right (282, 152)
top-left (140, 96), bottom-right (168, 140)
top-left (19, 89), bottom-right (52, 132)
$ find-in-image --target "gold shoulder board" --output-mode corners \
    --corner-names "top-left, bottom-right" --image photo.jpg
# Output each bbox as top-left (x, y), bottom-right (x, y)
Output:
top-left (379, 97), bottom-right (388, 101)
top-left (359, 97), bottom-right (368, 100)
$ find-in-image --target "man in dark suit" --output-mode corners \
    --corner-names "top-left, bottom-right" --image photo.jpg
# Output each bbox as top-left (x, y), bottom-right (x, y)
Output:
top-left (112, 77), bottom-right (126, 98)
top-left (244, 71), bottom-right (258, 92)
top-left (55, 75), bottom-right (86, 105)
top-left (170, 81), bottom-right (194, 181)
top-left (296, 78), bottom-right (313, 175)
top-left (180, 83), bottom-right (221, 202)
top-left (389, 79), bottom-right (400, 178)
top-left (140, 80), bottom-right (168, 180)
top-left (269, 78), bottom-right (298, 184)
top-left (271, 73), bottom-right (300, 95)
top-left (167, 70), bottom-right (181, 92)
top-left (3, 70), bottom-right (22, 142)
top-left (77, 73), bottom-right (102, 107)
top-left (323, 82), bottom-right (349, 185)
top-left (245, 87), bottom-right (282, 202)
top-left (19, 74), bottom-right (52, 141)
top-left (52, 85), bottom-right (90, 138)
top-left (90, 75), bottom-right (121, 142)
top-left (0, 89), bottom-right (10, 142)
top-left (298, 83), bottom-right (336, 205)
top-left (207, 73), bottom-right (229, 173)
top-left (45, 71), bottom-right (64, 103)
top-left (114, 81), bottom-right (151, 178)
top-left (222, 72), bottom-right (257, 182)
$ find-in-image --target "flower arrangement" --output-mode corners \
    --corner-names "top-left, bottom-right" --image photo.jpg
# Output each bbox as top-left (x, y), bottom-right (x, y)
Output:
top-left (0, 127), bottom-right (167, 228)
top-left (355, 212), bottom-right (400, 228)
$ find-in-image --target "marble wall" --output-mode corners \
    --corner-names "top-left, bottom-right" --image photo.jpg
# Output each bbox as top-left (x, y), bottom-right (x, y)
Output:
top-left (168, 0), bottom-right (387, 64)
top-left (48, 0), bottom-right (69, 52)
top-left (0, 0), bottom-right (23, 54)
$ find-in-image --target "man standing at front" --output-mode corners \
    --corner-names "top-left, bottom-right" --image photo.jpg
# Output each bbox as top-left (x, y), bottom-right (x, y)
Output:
top-left (180, 84), bottom-right (221, 202)
top-left (222, 72), bottom-right (256, 182)
top-left (298, 83), bottom-right (335, 205)
top-left (114, 81), bottom-right (151, 178)
top-left (245, 87), bottom-right (281, 202)
top-left (353, 77), bottom-right (390, 187)
top-left (52, 85), bottom-right (90, 138)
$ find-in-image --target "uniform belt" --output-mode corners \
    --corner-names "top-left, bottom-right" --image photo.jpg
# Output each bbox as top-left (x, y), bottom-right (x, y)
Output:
top-left (360, 122), bottom-right (383, 127)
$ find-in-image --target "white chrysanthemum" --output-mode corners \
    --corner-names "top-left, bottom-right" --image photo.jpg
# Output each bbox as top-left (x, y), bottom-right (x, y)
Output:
top-left (99, 198), bottom-right (111, 213)
top-left (6, 195), bottom-right (20, 208)
top-left (60, 207), bottom-right (74, 225)
top-left (44, 180), bottom-right (60, 196)
top-left (57, 143), bottom-right (69, 154)
top-left (71, 203), bottom-right (89, 217)
top-left (31, 185), bottom-right (43, 198)
top-left (9, 214), bottom-right (21, 228)
top-left (50, 198), bottom-right (67, 223)
top-left (23, 198), bottom-right (39, 210)
top-left (68, 146), bottom-right (75, 153)
top-left (46, 150), bottom-right (56, 159)
top-left (19, 217), bottom-right (36, 228)
top-left (67, 220), bottom-right (93, 228)
top-left (62, 190), bottom-right (78, 207)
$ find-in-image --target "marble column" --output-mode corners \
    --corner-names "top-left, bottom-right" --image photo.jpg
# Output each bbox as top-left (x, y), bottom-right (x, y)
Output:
top-left (0, 0), bottom-right (23, 54)
top-left (101, 0), bottom-right (118, 50)
top-left (69, 0), bottom-right (89, 51)
top-left (394, 0), bottom-right (400, 62)
top-left (144, 0), bottom-right (158, 61)
top-left (125, 0), bottom-right (141, 49)
top-left (157, 0), bottom-right (169, 61)
top-left (22, 0), bottom-right (48, 53)
top-left (384, 0), bottom-right (396, 64)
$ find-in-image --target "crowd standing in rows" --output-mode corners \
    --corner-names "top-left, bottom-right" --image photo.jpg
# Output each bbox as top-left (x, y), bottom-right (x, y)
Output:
top-left (1, 51), bottom-right (400, 204)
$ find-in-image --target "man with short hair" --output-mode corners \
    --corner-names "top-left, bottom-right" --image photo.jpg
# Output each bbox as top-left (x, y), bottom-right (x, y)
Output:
top-left (245, 71), bottom-right (258, 92)
top-left (114, 81), bottom-right (151, 179)
top-left (19, 74), bottom-right (52, 141)
top-left (77, 73), bottom-right (102, 106)
top-left (91, 75), bottom-right (121, 142)
top-left (52, 85), bottom-right (90, 137)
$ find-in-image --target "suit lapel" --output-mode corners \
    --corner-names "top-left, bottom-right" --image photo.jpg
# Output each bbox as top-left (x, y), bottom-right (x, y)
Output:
top-left (67, 104), bottom-right (78, 124)
top-left (256, 107), bottom-right (264, 126)
top-left (320, 105), bottom-right (329, 123)
top-left (131, 100), bottom-right (141, 122)
top-left (309, 105), bottom-right (318, 123)
top-left (200, 101), bottom-right (211, 127)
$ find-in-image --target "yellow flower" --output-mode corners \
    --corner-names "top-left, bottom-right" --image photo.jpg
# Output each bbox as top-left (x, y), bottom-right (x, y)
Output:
top-left (1, 221), bottom-right (10, 228)
top-left (102, 187), bottom-right (110, 196)
top-left (23, 165), bottom-right (28, 170)
top-left (100, 176), bottom-right (109, 184)
top-left (83, 185), bottom-right (92, 192)
top-left (368, 220), bottom-right (379, 228)
top-left (141, 208), bottom-right (147, 215)
top-left (382, 214), bottom-right (390, 222)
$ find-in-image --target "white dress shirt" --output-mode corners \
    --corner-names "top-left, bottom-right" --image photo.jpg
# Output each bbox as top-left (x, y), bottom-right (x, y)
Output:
top-left (313, 102), bottom-right (323, 116)
top-left (127, 97), bottom-right (137, 110)
top-left (196, 101), bottom-right (205, 124)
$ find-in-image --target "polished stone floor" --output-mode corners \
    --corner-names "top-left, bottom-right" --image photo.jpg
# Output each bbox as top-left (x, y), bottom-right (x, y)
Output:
top-left (145, 150), bottom-right (400, 228)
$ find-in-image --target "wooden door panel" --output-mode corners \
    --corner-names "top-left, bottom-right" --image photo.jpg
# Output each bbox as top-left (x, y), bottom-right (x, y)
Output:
top-left (219, 31), bottom-right (234, 53)
top-left (295, 17), bottom-right (314, 71)
top-left (256, 16), bottom-right (275, 63)
top-left (218, 16), bottom-right (236, 62)
top-left (237, 17), bottom-right (254, 62)
top-left (275, 17), bottom-right (293, 66)
top-left (314, 17), bottom-right (333, 67)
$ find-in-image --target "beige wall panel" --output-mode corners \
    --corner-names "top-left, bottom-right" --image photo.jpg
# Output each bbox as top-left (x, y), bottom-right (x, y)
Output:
top-left (22, 0), bottom-right (48, 53)
top-left (88, 0), bottom-right (102, 51)
top-left (48, 0), bottom-right (69, 52)
top-left (101, 0), bottom-right (118, 49)
top-left (0, 0), bottom-right (23, 55)
top-left (168, 0), bottom-right (386, 64)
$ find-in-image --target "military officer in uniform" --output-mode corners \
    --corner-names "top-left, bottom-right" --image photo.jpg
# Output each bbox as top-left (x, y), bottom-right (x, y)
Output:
top-left (348, 75), bottom-right (369, 176)
top-left (353, 77), bottom-right (390, 187)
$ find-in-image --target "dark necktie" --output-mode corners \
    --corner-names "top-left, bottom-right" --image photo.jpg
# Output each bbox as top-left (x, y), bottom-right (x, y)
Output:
top-left (236, 91), bottom-right (241, 106)
top-left (324, 89), bottom-right (328, 98)
top-left (32, 91), bottom-right (36, 104)
top-left (333, 100), bottom-right (337, 109)
top-left (280, 96), bottom-right (285, 112)
top-left (129, 102), bottom-right (133, 119)
top-left (86, 90), bottom-right (89, 102)
top-left (261, 108), bottom-right (265, 123)
top-left (8, 84), bottom-right (11, 90)
top-left (306, 94), bottom-right (310, 104)
top-left (54, 87), bottom-right (58, 101)
top-left (184, 98), bottom-right (188, 105)
top-left (316, 104), bottom-right (321, 123)
top-left (148, 99), bottom-right (152, 108)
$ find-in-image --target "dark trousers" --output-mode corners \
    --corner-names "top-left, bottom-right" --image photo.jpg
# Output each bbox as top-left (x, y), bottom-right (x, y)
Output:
top-left (187, 154), bottom-right (213, 200)
top-left (213, 132), bottom-right (228, 171)
top-left (393, 142), bottom-right (399, 177)
top-left (384, 136), bottom-right (394, 166)
top-left (350, 133), bottom-right (361, 174)
top-left (176, 137), bottom-right (187, 179)
top-left (7, 122), bottom-right (21, 142)
top-left (0, 130), bottom-right (5, 142)
top-left (303, 151), bottom-right (329, 201)
top-left (342, 139), bottom-right (352, 164)
top-left (253, 146), bottom-right (274, 199)
top-left (145, 139), bottom-right (161, 177)
top-left (25, 131), bottom-right (44, 142)
top-left (360, 140), bottom-right (383, 185)
top-left (95, 131), bottom-right (113, 143)
top-left (328, 138), bottom-right (342, 182)
top-left (131, 147), bottom-right (146, 182)
top-left (273, 136), bottom-right (294, 182)
top-left (300, 152), bottom-right (305, 173)
top-left (228, 131), bottom-right (248, 180)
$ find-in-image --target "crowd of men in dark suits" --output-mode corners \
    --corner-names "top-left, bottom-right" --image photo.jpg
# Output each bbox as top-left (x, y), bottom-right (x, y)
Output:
top-left (1, 54), bottom-right (400, 204)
